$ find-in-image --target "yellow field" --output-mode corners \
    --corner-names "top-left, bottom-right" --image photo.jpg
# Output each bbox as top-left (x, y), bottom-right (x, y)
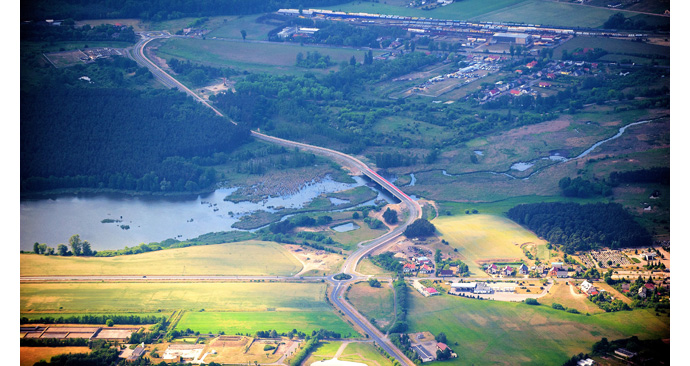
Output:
top-left (20, 347), bottom-right (91, 366)
top-left (21, 241), bottom-right (303, 276)
top-left (538, 280), bottom-right (604, 314)
top-left (433, 215), bottom-right (546, 275)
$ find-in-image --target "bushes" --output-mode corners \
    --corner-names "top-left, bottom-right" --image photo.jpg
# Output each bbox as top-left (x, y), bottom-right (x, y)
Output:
top-left (403, 219), bottom-right (436, 238)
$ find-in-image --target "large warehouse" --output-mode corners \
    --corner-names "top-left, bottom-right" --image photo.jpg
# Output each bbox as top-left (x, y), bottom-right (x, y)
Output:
top-left (492, 32), bottom-right (532, 45)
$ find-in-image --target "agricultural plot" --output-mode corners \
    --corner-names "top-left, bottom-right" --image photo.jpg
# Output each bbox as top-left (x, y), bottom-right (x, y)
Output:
top-left (206, 14), bottom-right (280, 41)
top-left (338, 342), bottom-right (395, 366)
top-left (21, 282), bottom-right (333, 314)
top-left (20, 347), bottom-right (91, 366)
top-left (21, 241), bottom-right (303, 277)
top-left (154, 37), bottom-right (384, 74)
top-left (407, 292), bottom-right (669, 365)
top-left (554, 36), bottom-right (669, 65)
top-left (433, 215), bottom-right (544, 275)
top-left (303, 341), bottom-right (344, 365)
top-left (347, 282), bottom-right (395, 332)
top-left (176, 311), bottom-right (357, 337)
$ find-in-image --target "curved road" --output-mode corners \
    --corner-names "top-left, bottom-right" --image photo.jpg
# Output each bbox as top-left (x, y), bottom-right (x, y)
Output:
top-left (126, 33), bottom-right (421, 366)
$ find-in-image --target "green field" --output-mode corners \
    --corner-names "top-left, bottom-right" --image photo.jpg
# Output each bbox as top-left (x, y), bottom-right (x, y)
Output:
top-left (407, 292), bottom-right (669, 365)
top-left (21, 241), bottom-right (302, 277)
top-left (347, 282), bottom-right (395, 331)
top-left (154, 37), bottom-right (383, 74)
top-left (433, 215), bottom-right (544, 274)
top-left (176, 311), bottom-right (357, 337)
top-left (323, 0), bottom-right (664, 28)
top-left (21, 282), bottom-right (332, 314)
top-left (554, 36), bottom-right (669, 61)
top-left (303, 341), bottom-right (395, 366)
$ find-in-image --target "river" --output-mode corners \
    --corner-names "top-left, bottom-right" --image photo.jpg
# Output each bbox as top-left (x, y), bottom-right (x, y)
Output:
top-left (20, 175), bottom-right (387, 251)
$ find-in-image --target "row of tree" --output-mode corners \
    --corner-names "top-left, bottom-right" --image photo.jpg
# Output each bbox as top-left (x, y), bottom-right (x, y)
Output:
top-left (32, 235), bottom-right (93, 257)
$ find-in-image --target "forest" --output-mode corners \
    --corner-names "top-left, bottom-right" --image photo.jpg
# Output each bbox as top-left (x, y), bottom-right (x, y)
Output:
top-left (506, 202), bottom-right (653, 253)
top-left (21, 58), bottom-right (250, 194)
top-left (21, 0), bottom-right (351, 21)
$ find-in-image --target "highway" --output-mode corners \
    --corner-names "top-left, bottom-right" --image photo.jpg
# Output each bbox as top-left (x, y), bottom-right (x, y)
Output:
top-left (125, 33), bottom-right (420, 366)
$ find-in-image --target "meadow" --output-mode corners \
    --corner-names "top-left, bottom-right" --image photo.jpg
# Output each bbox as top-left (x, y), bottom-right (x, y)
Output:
top-left (175, 311), bottom-right (357, 337)
top-left (347, 281), bottom-right (395, 331)
top-left (407, 292), bottom-right (669, 365)
top-left (154, 37), bottom-right (384, 74)
top-left (432, 214), bottom-right (544, 274)
top-left (21, 241), bottom-right (303, 277)
top-left (21, 282), bottom-right (332, 314)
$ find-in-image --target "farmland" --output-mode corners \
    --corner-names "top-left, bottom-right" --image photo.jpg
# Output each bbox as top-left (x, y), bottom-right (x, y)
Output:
top-left (433, 214), bottom-right (545, 274)
top-left (20, 347), bottom-right (91, 366)
top-left (303, 341), bottom-right (395, 366)
top-left (406, 291), bottom-right (670, 365)
top-left (20, 241), bottom-right (303, 276)
top-left (21, 282), bottom-right (334, 314)
top-left (347, 281), bottom-right (395, 331)
top-left (153, 37), bottom-right (385, 75)
top-left (175, 311), bottom-right (357, 337)
top-left (323, 0), bottom-right (665, 28)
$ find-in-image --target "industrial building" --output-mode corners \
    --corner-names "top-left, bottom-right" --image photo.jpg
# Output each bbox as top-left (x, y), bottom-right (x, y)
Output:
top-left (492, 32), bottom-right (532, 45)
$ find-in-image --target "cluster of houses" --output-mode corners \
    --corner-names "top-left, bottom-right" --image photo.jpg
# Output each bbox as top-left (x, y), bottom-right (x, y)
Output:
top-left (484, 262), bottom-right (579, 278)
top-left (403, 256), bottom-right (435, 276)
top-left (478, 59), bottom-right (600, 102)
top-left (484, 263), bottom-right (529, 277)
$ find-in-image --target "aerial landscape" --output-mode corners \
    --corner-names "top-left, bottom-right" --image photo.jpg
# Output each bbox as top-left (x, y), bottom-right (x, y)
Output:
top-left (18, 0), bottom-right (674, 365)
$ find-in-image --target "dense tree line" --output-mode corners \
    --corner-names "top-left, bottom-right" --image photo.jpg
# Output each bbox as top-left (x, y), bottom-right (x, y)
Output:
top-left (389, 278), bottom-right (410, 333)
top-left (289, 335), bottom-right (321, 366)
top-left (403, 218), bottom-right (436, 238)
top-left (22, 0), bottom-right (351, 21)
top-left (371, 252), bottom-right (402, 273)
top-left (506, 202), bottom-right (653, 253)
top-left (609, 167), bottom-right (670, 185)
top-left (21, 314), bottom-right (166, 325)
top-left (296, 51), bottom-right (335, 69)
top-left (21, 61), bottom-right (250, 193)
top-left (603, 13), bottom-right (668, 31)
top-left (559, 177), bottom-right (612, 198)
top-left (167, 58), bottom-right (239, 87)
top-left (293, 21), bottom-right (407, 48)
top-left (21, 22), bottom-right (136, 43)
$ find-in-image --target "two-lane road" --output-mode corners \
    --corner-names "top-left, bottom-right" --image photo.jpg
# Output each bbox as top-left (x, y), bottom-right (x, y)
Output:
top-left (124, 34), bottom-right (421, 366)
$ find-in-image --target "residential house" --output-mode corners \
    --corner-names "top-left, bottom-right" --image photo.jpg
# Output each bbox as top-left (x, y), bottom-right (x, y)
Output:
top-left (403, 263), bottom-right (417, 274)
top-left (426, 287), bottom-right (439, 296)
top-left (509, 89), bottom-right (522, 96)
top-left (417, 256), bottom-right (432, 265)
top-left (488, 88), bottom-right (500, 97)
top-left (526, 60), bottom-right (538, 69)
top-left (503, 265), bottom-right (514, 276)
top-left (127, 343), bottom-right (146, 362)
top-left (538, 82), bottom-right (552, 88)
top-left (438, 269), bottom-right (454, 277)
top-left (419, 264), bottom-right (434, 274)
top-left (638, 286), bottom-right (647, 299)
top-left (486, 263), bottom-right (499, 274)
top-left (580, 280), bottom-right (597, 295)
top-left (518, 264), bottom-right (529, 275)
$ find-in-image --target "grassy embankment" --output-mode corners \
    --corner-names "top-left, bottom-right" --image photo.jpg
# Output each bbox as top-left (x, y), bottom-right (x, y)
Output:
top-left (21, 241), bottom-right (302, 276)
top-left (21, 282), bottom-right (358, 336)
top-left (407, 291), bottom-right (669, 365)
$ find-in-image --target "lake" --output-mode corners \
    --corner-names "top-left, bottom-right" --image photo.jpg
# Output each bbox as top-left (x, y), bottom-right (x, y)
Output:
top-left (20, 176), bottom-right (372, 251)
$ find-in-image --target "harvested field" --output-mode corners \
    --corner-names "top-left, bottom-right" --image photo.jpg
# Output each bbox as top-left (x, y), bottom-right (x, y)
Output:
top-left (21, 347), bottom-right (91, 366)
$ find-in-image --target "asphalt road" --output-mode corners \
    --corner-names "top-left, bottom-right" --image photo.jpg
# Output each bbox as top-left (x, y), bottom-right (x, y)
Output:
top-left (127, 34), bottom-right (420, 366)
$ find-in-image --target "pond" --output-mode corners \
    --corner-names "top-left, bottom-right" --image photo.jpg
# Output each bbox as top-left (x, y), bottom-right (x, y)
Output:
top-left (331, 222), bottom-right (360, 233)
